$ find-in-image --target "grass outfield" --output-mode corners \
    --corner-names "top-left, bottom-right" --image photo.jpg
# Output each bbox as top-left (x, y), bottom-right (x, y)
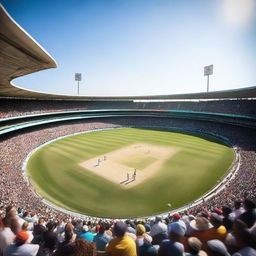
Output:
top-left (26, 127), bottom-right (234, 218)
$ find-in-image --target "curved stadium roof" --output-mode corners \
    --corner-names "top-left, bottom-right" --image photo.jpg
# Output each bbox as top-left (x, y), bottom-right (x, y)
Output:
top-left (1, 4), bottom-right (256, 101)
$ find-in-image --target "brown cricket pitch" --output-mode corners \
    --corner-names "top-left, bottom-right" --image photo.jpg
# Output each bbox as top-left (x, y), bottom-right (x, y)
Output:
top-left (79, 143), bottom-right (180, 188)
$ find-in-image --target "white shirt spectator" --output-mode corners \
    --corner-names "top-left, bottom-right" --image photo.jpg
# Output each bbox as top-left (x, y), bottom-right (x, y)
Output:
top-left (168, 220), bottom-right (187, 234)
top-left (4, 243), bottom-right (39, 256)
top-left (150, 222), bottom-right (167, 237)
top-left (0, 227), bottom-right (15, 255)
top-left (232, 207), bottom-right (245, 219)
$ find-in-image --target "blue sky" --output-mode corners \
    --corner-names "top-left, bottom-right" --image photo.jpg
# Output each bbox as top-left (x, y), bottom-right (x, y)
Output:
top-left (2, 0), bottom-right (256, 96)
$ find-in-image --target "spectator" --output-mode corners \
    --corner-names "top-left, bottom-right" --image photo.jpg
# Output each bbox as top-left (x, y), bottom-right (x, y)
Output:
top-left (105, 221), bottom-right (136, 256)
top-left (93, 224), bottom-right (112, 251)
top-left (150, 217), bottom-right (168, 245)
top-left (231, 201), bottom-right (244, 220)
top-left (137, 236), bottom-right (158, 256)
top-left (3, 206), bottom-right (21, 235)
top-left (136, 224), bottom-right (147, 247)
top-left (32, 217), bottom-right (46, 244)
top-left (21, 222), bottom-right (33, 243)
top-left (222, 207), bottom-right (234, 232)
top-left (239, 199), bottom-right (256, 228)
top-left (168, 213), bottom-right (187, 235)
top-left (4, 230), bottom-right (39, 256)
top-left (135, 223), bottom-right (156, 254)
top-left (231, 219), bottom-right (256, 256)
top-left (55, 220), bottom-right (65, 243)
top-left (207, 213), bottom-right (227, 241)
top-left (158, 221), bottom-right (186, 256)
top-left (43, 221), bottom-right (58, 255)
top-left (185, 237), bottom-right (207, 256)
top-left (39, 221), bottom-right (58, 255)
top-left (104, 223), bottom-right (112, 236)
top-left (73, 238), bottom-right (96, 256)
top-left (0, 218), bottom-right (15, 255)
top-left (80, 225), bottom-right (94, 242)
top-left (65, 222), bottom-right (76, 239)
top-left (206, 239), bottom-right (230, 256)
top-left (55, 229), bottom-right (75, 256)
top-left (189, 217), bottom-right (213, 249)
top-left (21, 212), bottom-right (33, 223)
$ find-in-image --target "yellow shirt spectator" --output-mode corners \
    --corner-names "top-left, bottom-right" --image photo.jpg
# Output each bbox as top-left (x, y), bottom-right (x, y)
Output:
top-left (106, 235), bottom-right (136, 256)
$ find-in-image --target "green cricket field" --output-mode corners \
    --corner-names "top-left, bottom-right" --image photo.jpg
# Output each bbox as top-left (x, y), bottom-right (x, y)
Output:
top-left (26, 127), bottom-right (234, 218)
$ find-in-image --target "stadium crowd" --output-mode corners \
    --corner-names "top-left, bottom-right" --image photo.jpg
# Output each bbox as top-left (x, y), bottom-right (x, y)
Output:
top-left (0, 98), bottom-right (255, 119)
top-left (0, 199), bottom-right (256, 256)
top-left (0, 117), bottom-right (256, 255)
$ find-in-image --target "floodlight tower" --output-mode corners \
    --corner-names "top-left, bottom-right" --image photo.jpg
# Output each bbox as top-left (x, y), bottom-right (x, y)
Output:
top-left (75, 73), bottom-right (82, 95)
top-left (204, 65), bottom-right (213, 92)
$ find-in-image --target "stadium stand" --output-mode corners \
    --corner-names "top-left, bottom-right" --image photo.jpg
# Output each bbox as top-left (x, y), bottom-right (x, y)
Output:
top-left (0, 4), bottom-right (256, 256)
top-left (0, 98), bottom-right (256, 119)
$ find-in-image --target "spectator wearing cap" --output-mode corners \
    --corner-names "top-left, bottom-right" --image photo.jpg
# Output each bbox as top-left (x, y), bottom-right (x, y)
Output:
top-left (185, 237), bottom-right (207, 256)
top-left (189, 217), bottom-right (213, 250)
top-left (105, 221), bottom-right (136, 256)
top-left (135, 224), bottom-right (153, 248)
top-left (150, 217), bottom-right (168, 246)
top-left (206, 239), bottom-right (230, 256)
top-left (239, 198), bottom-right (256, 228)
top-left (80, 225), bottom-right (94, 242)
top-left (93, 224), bottom-right (112, 251)
top-left (168, 213), bottom-right (187, 235)
top-left (4, 230), bottom-right (39, 256)
top-left (158, 221), bottom-right (186, 256)
top-left (171, 213), bottom-right (181, 222)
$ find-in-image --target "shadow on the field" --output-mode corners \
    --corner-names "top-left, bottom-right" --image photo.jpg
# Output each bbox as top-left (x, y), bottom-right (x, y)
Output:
top-left (120, 177), bottom-right (136, 185)
top-left (124, 179), bottom-right (135, 185)
top-left (120, 179), bottom-right (128, 184)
